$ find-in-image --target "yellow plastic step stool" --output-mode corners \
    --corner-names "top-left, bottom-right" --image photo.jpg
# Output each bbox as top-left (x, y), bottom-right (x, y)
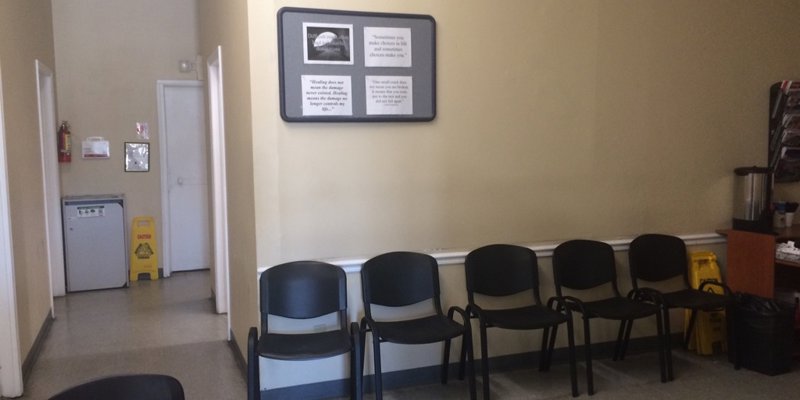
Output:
top-left (130, 216), bottom-right (159, 281)
top-left (686, 251), bottom-right (727, 355)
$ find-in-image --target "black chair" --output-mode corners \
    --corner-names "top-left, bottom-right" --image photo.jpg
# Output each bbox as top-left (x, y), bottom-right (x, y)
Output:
top-left (552, 239), bottom-right (670, 395)
top-left (248, 261), bottom-right (362, 400)
top-left (464, 244), bottom-right (578, 399)
top-left (49, 374), bottom-right (184, 400)
top-left (360, 251), bottom-right (476, 400)
top-left (628, 233), bottom-right (732, 379)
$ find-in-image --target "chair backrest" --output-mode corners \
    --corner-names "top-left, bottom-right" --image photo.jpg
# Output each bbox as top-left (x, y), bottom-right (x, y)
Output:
top-left (361, 251), bottom-right (443, 319)
top-left (552, 239), bottom-right (621, 297)
top-left (628, 234), bottom-right (688, 289)
top-left (260, 261), bottom-right (347, 333)
top-left (49, 374), bottom-right (185, 400)
top-left (465, 244), bottom-right (542, 305)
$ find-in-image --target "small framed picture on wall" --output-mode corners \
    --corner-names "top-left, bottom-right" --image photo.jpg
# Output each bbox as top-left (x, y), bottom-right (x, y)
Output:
top-left (124, 142), bottom-right (149, 172)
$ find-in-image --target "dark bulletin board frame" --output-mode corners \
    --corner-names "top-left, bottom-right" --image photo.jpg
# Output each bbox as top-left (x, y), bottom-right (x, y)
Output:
top-left (277, 7), bottom-right (436, 122)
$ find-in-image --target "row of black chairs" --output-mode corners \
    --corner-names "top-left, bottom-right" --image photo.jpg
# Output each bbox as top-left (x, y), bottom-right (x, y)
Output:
top-left (248, 234), bottom-right (731, 399)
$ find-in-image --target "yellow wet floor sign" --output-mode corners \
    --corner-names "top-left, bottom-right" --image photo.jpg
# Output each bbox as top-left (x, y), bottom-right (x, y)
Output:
top-left (130, 216), bottom-right (159, 281)
top-left (686, 251), bottom-right (726, 355)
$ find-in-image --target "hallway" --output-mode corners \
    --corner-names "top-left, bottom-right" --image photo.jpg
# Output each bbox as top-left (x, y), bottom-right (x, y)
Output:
top-left (19, 271), bottom-right (246, 399)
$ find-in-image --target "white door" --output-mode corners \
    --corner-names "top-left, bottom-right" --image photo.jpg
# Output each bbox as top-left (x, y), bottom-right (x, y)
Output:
top-left (36, 60), bottom-right (64, 301)
top-left (207, 46), bottom-right (230, 316)
top-left (157, 81), bottom-right (211, 274)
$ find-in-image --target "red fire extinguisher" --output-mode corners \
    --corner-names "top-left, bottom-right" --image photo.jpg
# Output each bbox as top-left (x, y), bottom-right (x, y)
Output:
top-left (57, 121), bottom-right (71, 163)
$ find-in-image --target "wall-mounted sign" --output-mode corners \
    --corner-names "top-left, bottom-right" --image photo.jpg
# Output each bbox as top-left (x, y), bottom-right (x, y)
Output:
top-left (278, 7), bottom-right (436, 122)
top-left (82, 137), bottom-right (110, 159)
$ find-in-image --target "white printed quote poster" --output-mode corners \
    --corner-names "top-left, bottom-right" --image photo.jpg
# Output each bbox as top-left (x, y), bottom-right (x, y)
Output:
top-left (301, 75), bottom-right (353, 116)
top-left (364, 27), bottom-right (412, 67)
top-left (365, 76), bottom-right (413, 115)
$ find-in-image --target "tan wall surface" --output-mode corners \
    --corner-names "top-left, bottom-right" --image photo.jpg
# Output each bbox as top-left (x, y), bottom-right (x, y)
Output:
top-left (0, 0), bottom-right (57, 361)
top-left (243, 0), bottom-right (800, 389)
top-left (52, 0), bottom-right (199, 252)
top-left (197, 0), bottom-right (259, 357)
top-left (254, 0), bottom-right (799, 262)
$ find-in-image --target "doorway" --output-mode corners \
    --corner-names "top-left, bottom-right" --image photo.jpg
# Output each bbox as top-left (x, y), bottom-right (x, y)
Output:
top-left (157, 81), bottom-right (211, 276)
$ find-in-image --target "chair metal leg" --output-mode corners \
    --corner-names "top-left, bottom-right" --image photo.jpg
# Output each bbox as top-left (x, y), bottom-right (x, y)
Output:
top-left (458, 331), bottom-right (467, 380)
top-left (662, 306), bottom-right (674, 381)
top-left (372, 335), bottom-right (383, 400)
top-left (359, 321), bottom-right (368, 393)
top-left (655, 311), bottom-right (668, 384)
top-left (618, 319), bottom-right (633, 361)
top-left (350, 323), bottom-right (363, 400)
top-left (684, 309), bottom-right (697, 349)
top-left (583, 318), bottom-right (595, 396)
top-left (613, 320), bottom-right (627, 361)
top-left (480, 323), bottom-right (491, 400)
top-left (247, 327), bottom-right (259, 400)
top-left (539, 326), bottom-right (551, 371)
top-left (442, 337), bottom-right (452, 385)
top-left (565, 318), bottom-right (579, 397)
top-left (464, 329), bottom-right (477, 400)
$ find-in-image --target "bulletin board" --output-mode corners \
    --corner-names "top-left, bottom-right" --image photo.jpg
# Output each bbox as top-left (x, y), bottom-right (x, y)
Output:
top-left (277, 7), bottom-right (436, 122)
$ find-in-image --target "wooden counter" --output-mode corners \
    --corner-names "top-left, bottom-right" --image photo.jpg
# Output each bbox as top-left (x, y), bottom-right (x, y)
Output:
top-left (720, 227), bottom-right (800, 298)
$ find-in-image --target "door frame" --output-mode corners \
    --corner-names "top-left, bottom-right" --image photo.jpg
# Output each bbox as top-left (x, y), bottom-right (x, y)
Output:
top-left (36, 60), bottom-right (63, 303)
top-left (207, 46), bottom-right (230, 318)
top-left (0, 61), bottom-right (24, 398)
top-left (157, 80), bottom-right (206, 277)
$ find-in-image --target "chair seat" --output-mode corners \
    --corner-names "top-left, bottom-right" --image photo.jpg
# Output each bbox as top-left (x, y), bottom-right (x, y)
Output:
top-left (372, 315), bottom-right (464, 344)
top-left (661, 289), bottom-right (729, 310)
top-left (581, 297), bottom-right (659, 320)
top-left (480, 305), bottom-right (569, 330)
top-left (258, 329), bottom-right (351, 360)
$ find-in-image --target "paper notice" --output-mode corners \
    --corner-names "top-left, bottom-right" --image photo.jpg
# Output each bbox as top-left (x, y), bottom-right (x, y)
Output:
top-left (364, 27), bottom-right (412, 68)
top-left (301, 75), bottom-right (353, 116)
top-left (365, 76), bottom-right (413, 115)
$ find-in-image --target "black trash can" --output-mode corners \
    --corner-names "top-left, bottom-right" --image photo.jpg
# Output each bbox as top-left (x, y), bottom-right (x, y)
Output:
top-left (729, 293), bottom-right (796, 375)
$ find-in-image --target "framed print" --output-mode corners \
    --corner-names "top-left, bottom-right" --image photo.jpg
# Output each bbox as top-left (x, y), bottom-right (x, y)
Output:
top-left (303, 22), bottom-right (354, 65)
top-left (124, 142), bottom-right (149, 172)
top-left (278, 7), bottom-right (436, 122)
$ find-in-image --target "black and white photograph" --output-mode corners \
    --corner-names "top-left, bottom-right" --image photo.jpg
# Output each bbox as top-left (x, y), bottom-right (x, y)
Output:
top-left (303, 22), bottom-right (354, 65)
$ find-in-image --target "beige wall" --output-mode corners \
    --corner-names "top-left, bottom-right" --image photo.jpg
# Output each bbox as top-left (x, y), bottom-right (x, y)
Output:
top-left (0, 0), bottom-right (56, 363)
top-left (237, 0), bottom-right (800, 389)
top-left (52, 0), bottom-right (199, 251)
top-left (255, 0), bottom-right (799, 266)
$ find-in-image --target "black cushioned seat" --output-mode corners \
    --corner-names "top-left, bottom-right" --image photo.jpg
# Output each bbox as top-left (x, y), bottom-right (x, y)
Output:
top-left (553, 239), bottom-right (670, 396)
top-left (628, 233), bottom-right (732, 380)
top-left (360, 251), bottom-right (476, 400)
top-left (464, 244), bottom-right (578, 399)
top-left (247, 261), bottom-right (361, 400)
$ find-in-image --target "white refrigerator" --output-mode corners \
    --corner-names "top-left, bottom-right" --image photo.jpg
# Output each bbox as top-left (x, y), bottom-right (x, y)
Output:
top-left (62, 194), bottom-right (127, 292)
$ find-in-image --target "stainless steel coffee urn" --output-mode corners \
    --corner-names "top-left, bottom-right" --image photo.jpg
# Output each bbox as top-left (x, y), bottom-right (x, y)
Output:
top-left (733, 166), bottom-right (773, 232)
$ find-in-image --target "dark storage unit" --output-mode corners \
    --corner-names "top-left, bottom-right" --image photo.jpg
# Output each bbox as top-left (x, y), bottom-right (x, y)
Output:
top-left (729, 293), bottom-right (795, 375)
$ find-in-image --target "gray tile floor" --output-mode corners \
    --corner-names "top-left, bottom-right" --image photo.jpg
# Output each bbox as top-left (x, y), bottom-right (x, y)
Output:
top-left (18, 271), bottom-right (800, 399)
top-left (19, 271), bottom-right (246, 399)
top-left (371, 350), bottom-right (800, 400)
